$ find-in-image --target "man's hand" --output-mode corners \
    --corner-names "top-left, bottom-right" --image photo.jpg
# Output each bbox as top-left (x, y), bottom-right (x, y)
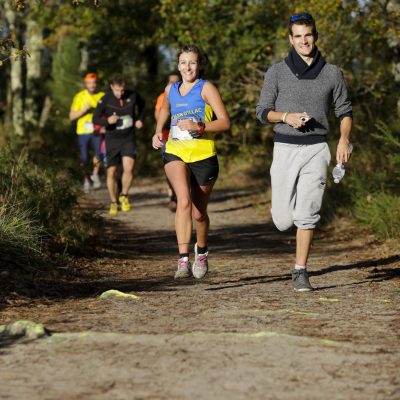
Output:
top-left (285, 112), bottom-right (311, 129)
top-left (135, 120), bottom-right (143, 129)
top-left (337, 116), bottom-right (352, 164)
top-left (152, 132), bottom-right (164, 150)
top-left (336, 138), bottom-right (352, 164)
top-left (107, 114), bottom-right (119, 125)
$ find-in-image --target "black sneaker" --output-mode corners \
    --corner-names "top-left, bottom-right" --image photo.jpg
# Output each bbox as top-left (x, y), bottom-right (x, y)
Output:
top-left (291, 268), bottom-right (314, 292)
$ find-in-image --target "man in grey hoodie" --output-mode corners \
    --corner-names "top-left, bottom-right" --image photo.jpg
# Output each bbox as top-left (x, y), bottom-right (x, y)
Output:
top-left (256, 13), bottom-right (353, 291)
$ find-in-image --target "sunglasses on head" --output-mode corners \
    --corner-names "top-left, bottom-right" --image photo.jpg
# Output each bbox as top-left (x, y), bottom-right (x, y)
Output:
top-left (290, 13), bottom-right (314, 23)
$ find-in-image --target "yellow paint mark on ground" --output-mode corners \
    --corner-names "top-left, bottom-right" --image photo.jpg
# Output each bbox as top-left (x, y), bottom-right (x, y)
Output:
top-left (0, 320), bottom-right (49, 339)
top-left (250, 331), bottom-right (283, 338)
top-left (319, 296), bottom-right (340, 302)
top-left (45, 330), bottom-right (341, 348)
top-left (186, 331), bottom-right (341, 346)
top-left (232, 331), bottom-right (341, 346)
top-left (251, 308), bottom-right (319, 316)
top-left (99, 289), bottom-right (140, 300)
top-left (187, 330), bottom-right (283, 339)
top-left (48, 332), bottom-right (123, 344)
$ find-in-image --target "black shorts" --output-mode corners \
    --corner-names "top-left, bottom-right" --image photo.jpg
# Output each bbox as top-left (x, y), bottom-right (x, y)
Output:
top-left (163, 153), bottom-right (219, 186)
top-left (105, 137), bottom-right (137, 167)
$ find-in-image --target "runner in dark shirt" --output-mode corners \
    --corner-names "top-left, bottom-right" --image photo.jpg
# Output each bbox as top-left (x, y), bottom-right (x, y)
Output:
top-left (93, 74), bottom-right (145, 216)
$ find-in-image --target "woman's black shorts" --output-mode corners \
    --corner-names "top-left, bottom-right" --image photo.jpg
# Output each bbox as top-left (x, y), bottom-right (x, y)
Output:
top-left (163, 153), bottom-right (219, 186)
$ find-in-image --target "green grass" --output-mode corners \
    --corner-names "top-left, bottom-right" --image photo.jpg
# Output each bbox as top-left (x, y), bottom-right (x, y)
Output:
top-left (0, 143), bottom-right (100, 268)
top-left (0, 198), bottom-right (42, 250)
top-left (354, 192), bottom-right (400, 239)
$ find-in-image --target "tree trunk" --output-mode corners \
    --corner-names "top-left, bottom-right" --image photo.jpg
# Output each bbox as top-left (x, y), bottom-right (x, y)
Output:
top-left (388, 1), bottom-right (400, 115)
top-left (38, 96), bottom-right (52, 129)
top-left (5, 66), bottom-right (13, 126)
top-left (79, 46), bottom-right (89, 72)
top-left (25, 18), bottom-right (43, 130)
top-left (4, 2), bottom-right (25, 138)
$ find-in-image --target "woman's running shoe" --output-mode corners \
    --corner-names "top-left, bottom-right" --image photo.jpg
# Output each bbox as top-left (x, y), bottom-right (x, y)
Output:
top-left (119, 195), bottom-right (131, 212)
top-left (192, 243), bottom-right (209, 279)
top-left (174, 258), bottom-right (192, 279)
top-left (109, 202), bottom-right (118, 216)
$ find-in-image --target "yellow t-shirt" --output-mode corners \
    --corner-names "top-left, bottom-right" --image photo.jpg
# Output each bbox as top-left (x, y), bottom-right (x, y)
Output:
top-left (71, 90), bottom-right (104, 135)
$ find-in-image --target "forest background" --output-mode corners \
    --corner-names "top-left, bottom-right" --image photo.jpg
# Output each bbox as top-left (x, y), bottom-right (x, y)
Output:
top-left (0, 0), bottom-right (399, 267)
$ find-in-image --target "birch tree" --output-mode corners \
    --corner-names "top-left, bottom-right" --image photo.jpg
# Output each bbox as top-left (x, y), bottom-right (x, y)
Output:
top-left (25, 16), bottom-right (43, 130)
top-left (4, 1), bottom-right (25, 137)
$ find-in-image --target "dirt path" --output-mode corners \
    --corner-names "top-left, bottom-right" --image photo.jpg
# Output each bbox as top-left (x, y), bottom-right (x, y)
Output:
top-left (1, 178), bottom-right (399, 400)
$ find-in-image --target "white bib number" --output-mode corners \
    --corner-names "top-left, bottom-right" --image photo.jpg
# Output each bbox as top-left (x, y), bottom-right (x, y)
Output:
top-left (117, 115), bottom-right (133, 130)
top-left (170, 125), bottom-right (194, 140)
top-left (84, 121), bottom-right (94, 131)
top-left (170, 117), bottom-right (199, 140)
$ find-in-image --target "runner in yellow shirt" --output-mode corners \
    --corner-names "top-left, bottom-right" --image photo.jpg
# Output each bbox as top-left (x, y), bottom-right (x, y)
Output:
top-left (69, 73), bottom-right (105, 193)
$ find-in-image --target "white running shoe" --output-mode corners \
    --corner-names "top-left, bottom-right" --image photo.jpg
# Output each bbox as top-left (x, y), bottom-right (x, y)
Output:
top-left (192, 243), bottom-right (209, 279)
top-left (83, 180), bottom-right (91, 194)
top-left (90, 174), bottom-right (101, 189)
top-left (174, 258), bottom-right (192, 279)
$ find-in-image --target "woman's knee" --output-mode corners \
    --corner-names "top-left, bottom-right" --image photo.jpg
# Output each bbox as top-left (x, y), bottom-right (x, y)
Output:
top-left (177, 195), bottom-right (191, 212)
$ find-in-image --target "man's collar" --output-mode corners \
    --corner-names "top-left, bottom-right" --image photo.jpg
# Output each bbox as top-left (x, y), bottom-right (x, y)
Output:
top-left (284, 46), bottom-right (326, 80)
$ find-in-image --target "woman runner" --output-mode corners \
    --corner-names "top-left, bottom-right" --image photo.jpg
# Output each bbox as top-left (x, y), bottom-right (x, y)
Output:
top-left (152, 45), bottom-right (230, 279)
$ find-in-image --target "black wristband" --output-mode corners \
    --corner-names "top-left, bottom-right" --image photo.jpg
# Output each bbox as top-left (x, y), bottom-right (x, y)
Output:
top-left (197, 121), bottom-right (205, 135)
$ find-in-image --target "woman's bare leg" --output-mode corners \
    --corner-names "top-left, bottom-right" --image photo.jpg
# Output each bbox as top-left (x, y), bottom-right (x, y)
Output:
top-left (191, 183), bottom-right (215, 248)
top-left (164, 161), bottom-right (192, 255)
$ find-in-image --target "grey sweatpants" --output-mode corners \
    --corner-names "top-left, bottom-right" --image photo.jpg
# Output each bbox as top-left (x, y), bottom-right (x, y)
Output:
top-left (270, 142), bottom-right (331, 231)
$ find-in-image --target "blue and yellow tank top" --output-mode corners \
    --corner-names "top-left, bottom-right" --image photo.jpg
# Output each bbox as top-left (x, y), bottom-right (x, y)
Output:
top-left (165, 79), bottom-right (216, 163)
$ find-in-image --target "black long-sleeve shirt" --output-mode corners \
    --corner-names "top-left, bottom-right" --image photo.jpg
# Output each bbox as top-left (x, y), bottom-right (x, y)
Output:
top-left (93, 89), bottom-right (145, 139)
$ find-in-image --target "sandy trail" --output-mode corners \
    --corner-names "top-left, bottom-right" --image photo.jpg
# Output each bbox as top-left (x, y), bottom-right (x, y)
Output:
top-left (1, 178), bottom-right (399, 400)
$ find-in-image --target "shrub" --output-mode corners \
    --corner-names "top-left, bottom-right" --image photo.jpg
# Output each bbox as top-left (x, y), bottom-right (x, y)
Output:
top-left (354, 192), bottom-right (400, 238)
top-left (0, 144), bottom-right (98, 266)
top-left (0, 194), bottom-right (43, 266)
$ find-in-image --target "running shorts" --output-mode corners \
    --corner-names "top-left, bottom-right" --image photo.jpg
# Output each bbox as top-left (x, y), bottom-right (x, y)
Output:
top-left (105, 137), bottom-right (137, 167)
top-left (163, 153), bottom-right (219, 186)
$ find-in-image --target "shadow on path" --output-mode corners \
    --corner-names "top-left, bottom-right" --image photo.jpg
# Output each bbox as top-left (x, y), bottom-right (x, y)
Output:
top-left (204, 255), bottom-right (400, 292)
top-left (101, 220), bottom-right (369, 260)
top-left (1, 184), bottom-right (398, 305)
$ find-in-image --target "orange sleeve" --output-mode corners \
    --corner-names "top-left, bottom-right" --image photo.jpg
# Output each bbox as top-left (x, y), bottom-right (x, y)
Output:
top-left (155, 93), bottom-right (165, 112)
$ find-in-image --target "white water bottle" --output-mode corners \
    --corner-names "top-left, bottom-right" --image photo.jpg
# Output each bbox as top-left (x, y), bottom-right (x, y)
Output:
top-left (332, 143), bottom-right (353, 184)
top-left (332, 164), bottom-right (345, 183)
